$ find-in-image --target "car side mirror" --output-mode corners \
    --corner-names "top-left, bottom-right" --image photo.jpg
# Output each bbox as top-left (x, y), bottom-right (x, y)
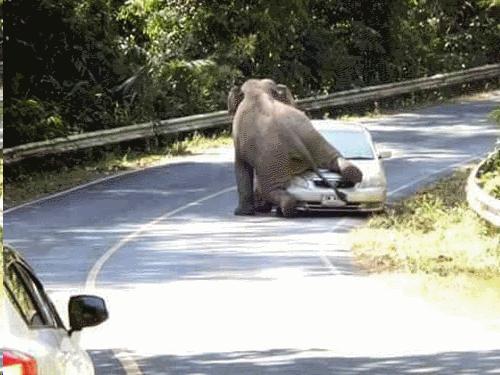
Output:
top-left (378, 150), bottom-right (392, 159)
top-left (68, 295), bottom-right (108, 335)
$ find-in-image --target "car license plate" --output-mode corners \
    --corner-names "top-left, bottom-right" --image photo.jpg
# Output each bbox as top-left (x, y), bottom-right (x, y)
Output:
top-left (321, 194), bottom-right (339, 206)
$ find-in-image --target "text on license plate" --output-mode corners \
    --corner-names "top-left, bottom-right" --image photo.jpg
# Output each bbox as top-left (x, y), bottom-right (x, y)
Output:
top-left (321, 195), bottom-right (338, 205)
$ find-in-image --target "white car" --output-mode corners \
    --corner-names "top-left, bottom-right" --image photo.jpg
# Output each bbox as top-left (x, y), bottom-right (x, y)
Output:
top-left (285, 120), bottom-right (390, 214)
top-left (1, 245), bottom-right (108, 375)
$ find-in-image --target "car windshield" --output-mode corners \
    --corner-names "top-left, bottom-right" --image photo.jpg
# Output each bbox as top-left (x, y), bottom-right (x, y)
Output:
top-left (320, 130), bottom-right (375, 159)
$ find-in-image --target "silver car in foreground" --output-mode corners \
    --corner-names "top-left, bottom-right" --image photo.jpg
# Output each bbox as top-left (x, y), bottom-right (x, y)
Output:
top-left (286, 120), bottom-right (391, 213)
top-left (1, 246), bottom-right (108, 375)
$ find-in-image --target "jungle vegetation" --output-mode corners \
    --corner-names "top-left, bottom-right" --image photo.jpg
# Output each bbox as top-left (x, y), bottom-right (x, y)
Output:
top-left (3, 0), bottom-right (500, 147)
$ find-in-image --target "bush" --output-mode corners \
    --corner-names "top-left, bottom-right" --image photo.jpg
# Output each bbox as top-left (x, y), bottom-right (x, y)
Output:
top-left (478, 150), bottom-right (500, 199)
top-left (4, 0), bottom-right (500, 147)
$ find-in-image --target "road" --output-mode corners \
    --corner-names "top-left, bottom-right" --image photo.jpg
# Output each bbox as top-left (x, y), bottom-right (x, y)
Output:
top-left (4, 93), bottom-right (500, 374)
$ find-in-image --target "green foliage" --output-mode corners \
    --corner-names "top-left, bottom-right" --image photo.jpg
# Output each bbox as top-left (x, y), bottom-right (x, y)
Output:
top-left (0, 0), bottom-right (3, 59)
top-left (491, 107), bottom-right (500, 124)
top-left (6, 99), bottom-right (66, 143)
top-left (5, 0), bottom-right (500, 147)
top-left (4, 0), bottom-right (133, 146)
top-left (478, 149), bottom-right (500, 199)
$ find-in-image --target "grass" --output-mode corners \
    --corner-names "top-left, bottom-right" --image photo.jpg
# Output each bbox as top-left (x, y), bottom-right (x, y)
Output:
top-left (376, 273), bottom-right (500, 321)
top-left (4, 131), bottom-right (232, 208)
top-left (351, 168), bottom-right (500, 278)
top-left (478, 151), bottom-right (500, 199)
top-left (490, 106), bottom-right (500, 124)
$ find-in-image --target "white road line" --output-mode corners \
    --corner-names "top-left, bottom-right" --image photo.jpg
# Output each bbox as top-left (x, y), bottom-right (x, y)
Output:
top-left (4, 149), bottom-right (232, 215)
top-left (85, 185), bottom-right (236, 291)
top-left (113, 350), bottom-right (144, 375)
top-left (318, 249), bottom-right (342, 275)
top-left (318, 218), bottom-right (349, 275)
top-left (388, 154), bottom-right (482, 197)
top-left (86, 185), bottom-right (235, 375)
top-left (4, 169), bottom-right (144, 215)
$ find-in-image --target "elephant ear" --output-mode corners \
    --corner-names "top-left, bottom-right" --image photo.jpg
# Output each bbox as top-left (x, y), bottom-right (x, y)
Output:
top-left (275, 84), bottom-right (296, 107)
top-left (227, 86), bottom-right (244, 116)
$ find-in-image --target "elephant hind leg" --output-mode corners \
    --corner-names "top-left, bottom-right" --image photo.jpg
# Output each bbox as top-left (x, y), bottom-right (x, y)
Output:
top-left (254, 183), bottom-right (273, 213)
top-left (234, 158), bottom-right (255, 216)
top-left (268, 189), bottom-right (297, 218)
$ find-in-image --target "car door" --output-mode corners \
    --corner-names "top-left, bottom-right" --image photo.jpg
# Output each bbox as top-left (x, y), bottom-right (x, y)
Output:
top-left (4, 259), bottom-right (95, 375)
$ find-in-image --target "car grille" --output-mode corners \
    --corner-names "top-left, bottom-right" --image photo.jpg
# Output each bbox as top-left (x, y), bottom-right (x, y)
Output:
top-left (313, 179), bottom-right (355, 188)
top-left (299, 202), bottom-right (382, 211)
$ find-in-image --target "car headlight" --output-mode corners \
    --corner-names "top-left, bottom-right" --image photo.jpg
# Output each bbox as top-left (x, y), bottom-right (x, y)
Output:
top-left (358, 175), bottom-right (385, 188)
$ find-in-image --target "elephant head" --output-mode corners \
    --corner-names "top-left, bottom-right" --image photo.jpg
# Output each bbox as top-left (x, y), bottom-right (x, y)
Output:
top-left (227, 79), bottom-right (295, 116)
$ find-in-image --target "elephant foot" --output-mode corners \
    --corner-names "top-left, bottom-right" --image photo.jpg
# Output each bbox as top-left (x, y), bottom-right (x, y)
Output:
top-left (278, 195), bottom-right (297, 218)
top-left (333, 157), bottom-right (363, 184)
top-left (254, 200), bottom-right (273, 213)
top-left (268, 190), bottom-right (297, 218)
top-left (342, 164), bottom-right (363, 184)
top-left (234, 206), bottom-right (255, 216)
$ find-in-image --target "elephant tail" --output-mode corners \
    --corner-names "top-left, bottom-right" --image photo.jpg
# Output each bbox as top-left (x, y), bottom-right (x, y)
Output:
top-left (312, 167), bottom-right (348, 202)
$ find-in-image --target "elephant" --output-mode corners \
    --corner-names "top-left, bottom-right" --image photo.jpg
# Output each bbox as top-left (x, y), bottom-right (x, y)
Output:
top-left (230, 82), bottom-right (297, 214)
top-left (228, 78), bottom-right (363, 217)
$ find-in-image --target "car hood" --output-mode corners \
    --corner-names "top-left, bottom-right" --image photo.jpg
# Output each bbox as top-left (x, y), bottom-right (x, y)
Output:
top-left (298, 159), bottom-right (384, 181)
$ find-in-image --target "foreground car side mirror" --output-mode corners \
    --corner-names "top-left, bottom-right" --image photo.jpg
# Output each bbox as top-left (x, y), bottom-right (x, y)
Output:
top-left (378, 150), bottom-right (392, 159)
top-left (69, 295), bottom-right (108, 335)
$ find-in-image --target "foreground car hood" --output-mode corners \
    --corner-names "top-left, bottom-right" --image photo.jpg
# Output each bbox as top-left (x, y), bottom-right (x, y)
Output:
top-left (297, 159), bottom-right (384, 183)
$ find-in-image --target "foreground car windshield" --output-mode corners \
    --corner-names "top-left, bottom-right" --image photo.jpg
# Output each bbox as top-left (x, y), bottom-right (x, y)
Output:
top-left (320, 130), bottom-right (374, 159)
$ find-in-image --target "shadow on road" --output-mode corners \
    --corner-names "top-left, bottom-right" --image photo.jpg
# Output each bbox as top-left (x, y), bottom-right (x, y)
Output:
top-left (94, 213), bottom-right (362, 287)
top-left (89, 348), bottom-right (500, 375)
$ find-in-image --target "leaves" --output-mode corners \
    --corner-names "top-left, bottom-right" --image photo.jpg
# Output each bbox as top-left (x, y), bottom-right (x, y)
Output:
top-left (478, 149), bottom-right (500, 199)
top-left (4, 0), bottom-right (500, 147)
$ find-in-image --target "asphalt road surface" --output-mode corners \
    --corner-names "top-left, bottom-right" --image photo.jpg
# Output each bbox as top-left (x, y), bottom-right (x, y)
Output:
top-left (4, 93), bottom-right (500, 374)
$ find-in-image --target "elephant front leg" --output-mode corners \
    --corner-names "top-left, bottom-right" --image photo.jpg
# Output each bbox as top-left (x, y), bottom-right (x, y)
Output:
top-left (234, 158), bottom-right (255, 216)
top-left (329, 157), bottom-right (363, 184)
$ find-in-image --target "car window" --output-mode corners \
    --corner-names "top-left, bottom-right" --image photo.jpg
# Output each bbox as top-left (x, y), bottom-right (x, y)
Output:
top-left (320, 130), bottom-right (374, 159)
top-left (19, 265), bottom-right (65, 329)
top-left (4, 261), bottom-right (64, 329)
top-left (5, 264), bottom-right (48, 328)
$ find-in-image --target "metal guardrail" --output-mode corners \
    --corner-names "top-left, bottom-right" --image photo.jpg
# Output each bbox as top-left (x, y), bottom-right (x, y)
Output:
top-left (4, 63), bottom-right (500, 164)
top-left (466, 150), bottom-right (500, 227)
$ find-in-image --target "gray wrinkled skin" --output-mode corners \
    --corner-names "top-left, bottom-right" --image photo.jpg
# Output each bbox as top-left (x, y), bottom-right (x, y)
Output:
top-left (228, 78), bottom-right (362, 216)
